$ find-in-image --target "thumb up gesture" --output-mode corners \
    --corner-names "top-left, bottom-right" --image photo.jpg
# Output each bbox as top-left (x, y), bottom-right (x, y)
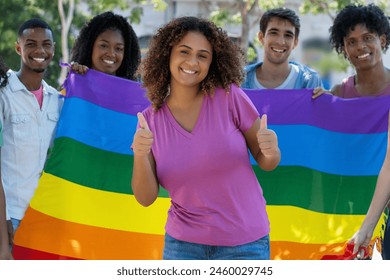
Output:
top-left (257, 114), bottom-right (279, 159)
top-left (132, 112), bottom-right (154, 157)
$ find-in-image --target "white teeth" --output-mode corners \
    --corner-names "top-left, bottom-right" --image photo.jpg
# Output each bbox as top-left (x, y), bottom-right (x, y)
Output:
top-left (357, 53), bottom-right (370, 59)
top-left (273, 48), bottom-right (284, 53)
top-left (103, 60), bottom-right (115, 65)
top-left (33, 58), bottom-right (45, 63)
top-left (182, 69), bottom-right (196, 74)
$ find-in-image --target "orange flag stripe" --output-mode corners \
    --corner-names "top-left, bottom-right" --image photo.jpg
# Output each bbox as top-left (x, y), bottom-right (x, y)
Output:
top-left (15, 207), bottom-right (164, 260)
top-left (17, 207), bottom-right (381, 260)
top-left (271, 241), bottom-right (347, 260)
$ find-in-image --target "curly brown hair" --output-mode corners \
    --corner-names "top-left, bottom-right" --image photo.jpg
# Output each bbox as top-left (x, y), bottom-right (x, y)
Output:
top-left (139, 16), bottom-right (245, 110)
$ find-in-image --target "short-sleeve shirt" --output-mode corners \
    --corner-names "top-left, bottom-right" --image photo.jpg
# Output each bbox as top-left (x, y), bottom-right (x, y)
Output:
top-left (0, 70), bottom-right (63, 220)
top-left (142, 84), bottom-right (270, 246)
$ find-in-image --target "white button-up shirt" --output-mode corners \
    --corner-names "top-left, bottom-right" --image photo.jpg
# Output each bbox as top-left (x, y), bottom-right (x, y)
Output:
top-left (0, 70), bottom-right (63, 220)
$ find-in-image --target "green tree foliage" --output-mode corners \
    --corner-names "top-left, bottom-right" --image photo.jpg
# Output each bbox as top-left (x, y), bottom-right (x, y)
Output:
top-left (300, 0), bottom-right (388, 20)
top-left (88, 0), bottom-right (167, 24)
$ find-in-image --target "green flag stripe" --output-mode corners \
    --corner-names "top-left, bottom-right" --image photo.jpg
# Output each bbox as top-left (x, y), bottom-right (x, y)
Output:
top-left (45, 138), bottom-right (375, 214)
top-left (255, 166), bottom-right (376, 215)
top-left (44, 137), bottom-right (169, 197)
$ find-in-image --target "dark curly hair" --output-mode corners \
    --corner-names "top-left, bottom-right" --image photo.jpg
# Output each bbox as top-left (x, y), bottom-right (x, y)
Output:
top-left (139, 16), bottom-right (245, 111)
top-left (0, 56), bottom-right (8, 88)
top-left (330, 3), bottom-right (390, 56)
top-left (71, 11), bottom-right (141, 80)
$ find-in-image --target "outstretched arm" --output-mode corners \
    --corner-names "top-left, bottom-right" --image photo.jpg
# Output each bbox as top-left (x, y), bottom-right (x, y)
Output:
top-left (350, 112), bottom-right (390, 258)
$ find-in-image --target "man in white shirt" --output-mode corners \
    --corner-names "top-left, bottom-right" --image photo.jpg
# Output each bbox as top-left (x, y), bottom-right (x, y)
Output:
top-left (0, 18), bottom-right (63, 259)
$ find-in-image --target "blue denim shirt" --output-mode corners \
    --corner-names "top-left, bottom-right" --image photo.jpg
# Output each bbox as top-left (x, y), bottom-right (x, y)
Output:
top-left (0, 70), bottom-right (63, 220)
top-left (241, 61), bottom-right (323, 89)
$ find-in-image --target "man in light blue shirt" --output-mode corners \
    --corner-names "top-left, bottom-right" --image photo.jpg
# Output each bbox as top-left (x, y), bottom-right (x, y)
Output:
top-left (241, 8), bottom-right (323, 89)
top-left (0, 19), bottom-right (63, 259)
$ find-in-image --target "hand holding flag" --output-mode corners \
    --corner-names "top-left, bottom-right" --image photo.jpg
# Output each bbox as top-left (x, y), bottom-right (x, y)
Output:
top-left (351, 110), bottom-right (390, 259)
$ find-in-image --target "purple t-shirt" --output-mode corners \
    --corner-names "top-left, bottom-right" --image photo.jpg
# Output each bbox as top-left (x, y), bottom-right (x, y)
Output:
top-left (340, 76), bottom-right (390, 98)
top-left (142, 84), bottom-right (270, 246)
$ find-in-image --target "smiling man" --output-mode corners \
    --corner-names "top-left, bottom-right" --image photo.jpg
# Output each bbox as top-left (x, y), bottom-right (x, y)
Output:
top-left (319, 4), bottom-right (390, 98)
top-left (241, 7), bottom-right (323, 89)
top-left (0, 18), bottom-right (63, 259)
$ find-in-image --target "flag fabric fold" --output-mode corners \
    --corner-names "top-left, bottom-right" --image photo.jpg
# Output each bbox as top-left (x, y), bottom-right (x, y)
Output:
top-left (13, 70), bottom-right (390, 260)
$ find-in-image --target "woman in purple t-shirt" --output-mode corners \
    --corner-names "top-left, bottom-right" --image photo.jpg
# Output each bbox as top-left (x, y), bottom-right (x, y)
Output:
top-left (131, 17), bottom-right (280, 260)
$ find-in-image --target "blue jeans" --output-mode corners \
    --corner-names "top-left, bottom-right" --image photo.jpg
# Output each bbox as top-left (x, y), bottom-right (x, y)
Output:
top-left (9, 218), bottom-right (21, 253)
top-left (163, 233), bottom-right (270, 260)
top-left (11, 218), bottom-right (21, 232)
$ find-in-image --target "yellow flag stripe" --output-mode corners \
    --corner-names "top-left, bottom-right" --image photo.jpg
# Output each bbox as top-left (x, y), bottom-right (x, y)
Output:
top-left (267, 205), bottom-right (383, 243)
top-left (31, 173), bottom-right (383, 244)
top-left (30, 172), bottom-right (169, 235)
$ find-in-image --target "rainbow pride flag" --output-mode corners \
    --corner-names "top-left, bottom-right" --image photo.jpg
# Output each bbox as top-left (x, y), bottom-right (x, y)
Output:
top-left (13, 70), bottom-right (389, 259)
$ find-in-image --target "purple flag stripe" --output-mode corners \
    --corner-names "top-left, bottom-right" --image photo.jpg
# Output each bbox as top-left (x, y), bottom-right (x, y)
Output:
top-left (245, 88), bottom-right (390, 134)
top-left (63, 69), bottom-right (150, 115)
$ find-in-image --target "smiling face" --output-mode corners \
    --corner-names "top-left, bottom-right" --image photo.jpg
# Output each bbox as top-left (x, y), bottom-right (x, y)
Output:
top-left (169, 31), bottom-right (213, 91)
top-left (91, 28), bottom-right (125, 75)
top-left (16, 27), bottom-right (54, 73)
top-left (343, 24), bottom-right (386, 71)
top-left (259, 17), bottom-right (298, 65)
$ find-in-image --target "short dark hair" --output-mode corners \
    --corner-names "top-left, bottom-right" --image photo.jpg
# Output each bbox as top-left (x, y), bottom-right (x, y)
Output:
top-left (17, 18), bottom-right (53, 38)
top-left (330, 3), bottom-right (390, 54)
top-left (260, 7), bottom-right (301, 38)
top-left (71, 11), bottom-right (141, 81)
top-left (0, 56), bottom-right (8, 88)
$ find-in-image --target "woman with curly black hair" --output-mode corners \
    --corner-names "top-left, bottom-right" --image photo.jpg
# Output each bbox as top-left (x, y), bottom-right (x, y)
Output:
top-left (0, 56), bottom-right (8, 88)
top-left (131, 16), bottom-right (280, 260)
top-left (313, 3), bottom-right (390, 98)
top-left (70, 11), bottom-right (140, 80)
